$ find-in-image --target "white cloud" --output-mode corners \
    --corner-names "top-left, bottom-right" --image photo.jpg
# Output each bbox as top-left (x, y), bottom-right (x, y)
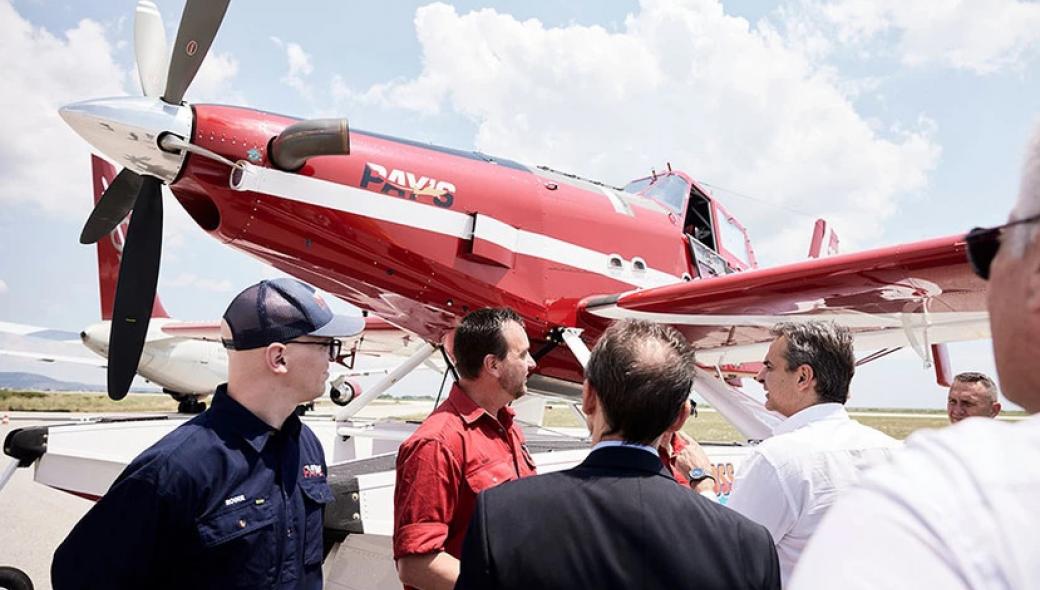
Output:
top-left (813, 0), bottom-right (1040, 73)
top-left (165, 272), bottom-right (233, 293)
top-left (0, 279), bottom-right (8, 295)
top-left (186, 50), bottom-right (244, 104)
top-left (0, 0), bottom-right (127, 217)
top-left (271, 36), bottom-right (314, 99)
top-left (339, 0), bottom-right (939, 262)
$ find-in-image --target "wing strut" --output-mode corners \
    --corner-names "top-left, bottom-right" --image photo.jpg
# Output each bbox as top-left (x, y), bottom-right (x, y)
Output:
top-left (559, 328), bottom-right (591, 369)
top-left (335, 342), bottom-right (439, 421)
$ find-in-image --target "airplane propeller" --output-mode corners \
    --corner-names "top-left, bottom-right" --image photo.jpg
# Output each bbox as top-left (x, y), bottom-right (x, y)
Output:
top-left (78, 0), bottom-right (230, 400)
top-left (68, 0), bottom-right (347, 400)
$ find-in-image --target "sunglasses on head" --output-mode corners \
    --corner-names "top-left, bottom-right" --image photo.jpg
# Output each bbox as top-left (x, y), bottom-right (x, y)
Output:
top-left (965, 212), bottom-right (1040, 280)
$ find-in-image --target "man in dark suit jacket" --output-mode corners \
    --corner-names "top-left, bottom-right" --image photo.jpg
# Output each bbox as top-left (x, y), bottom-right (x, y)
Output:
top-left (455, 319), bottom-right (781, 590)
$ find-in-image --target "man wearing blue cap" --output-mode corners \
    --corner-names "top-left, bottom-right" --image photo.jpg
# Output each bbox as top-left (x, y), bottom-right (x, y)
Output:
top-left (52, 278), bottom-right (364, 590)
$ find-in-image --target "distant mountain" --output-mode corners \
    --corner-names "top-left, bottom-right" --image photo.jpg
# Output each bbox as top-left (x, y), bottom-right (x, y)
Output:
top-left (0, 372), bottom-right (159, 393)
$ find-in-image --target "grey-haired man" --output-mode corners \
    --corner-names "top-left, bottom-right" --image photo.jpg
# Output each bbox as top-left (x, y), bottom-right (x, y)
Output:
top-left (678, 320), bottom-right (898, 584)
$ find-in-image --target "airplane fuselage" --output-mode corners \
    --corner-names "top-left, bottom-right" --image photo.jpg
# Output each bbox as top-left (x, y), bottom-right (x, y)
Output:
top-left (81, 318), bottom-right (227, 395)
top-left (172, 105), bottom-right (726, 383)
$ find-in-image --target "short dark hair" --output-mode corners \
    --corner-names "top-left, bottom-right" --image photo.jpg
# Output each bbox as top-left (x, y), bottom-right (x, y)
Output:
top-left (585, 320), bottom-right (696, 445)
top-left (953, 371), bottom-right (999, 401)
top-left (453, 308), bottom-right (524, 380)
top-left (771, 321), bottom-right (855, 405)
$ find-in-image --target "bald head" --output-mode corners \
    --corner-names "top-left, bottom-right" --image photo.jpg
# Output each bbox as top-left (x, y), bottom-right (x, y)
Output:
top-left (986, 124), bottom-right (1040, 414)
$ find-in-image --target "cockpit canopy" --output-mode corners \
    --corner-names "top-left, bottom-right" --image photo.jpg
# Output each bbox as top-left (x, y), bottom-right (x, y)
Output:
top-left (623, 171), bottom-right (757, 273)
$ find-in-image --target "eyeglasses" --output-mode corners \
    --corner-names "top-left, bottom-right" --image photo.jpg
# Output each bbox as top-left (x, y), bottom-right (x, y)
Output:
top-left (966, 212), bottom-right (1040, 280)
top-left (286, 338), bottom-right (343, 362)
top-left (221, 338), bottom-right (342, 362)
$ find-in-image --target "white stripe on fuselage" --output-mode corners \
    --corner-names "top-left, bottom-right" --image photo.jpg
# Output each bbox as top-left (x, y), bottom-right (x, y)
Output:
top-left (230, 163), bottom-right (683, 289)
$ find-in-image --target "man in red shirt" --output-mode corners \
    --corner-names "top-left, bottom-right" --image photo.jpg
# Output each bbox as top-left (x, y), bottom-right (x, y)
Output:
top-left (393, 308), bottom-right (537, 590)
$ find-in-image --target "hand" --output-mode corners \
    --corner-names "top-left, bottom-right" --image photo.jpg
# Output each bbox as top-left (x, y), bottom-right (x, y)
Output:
top-left (673, 431), bottom-right (712, 475)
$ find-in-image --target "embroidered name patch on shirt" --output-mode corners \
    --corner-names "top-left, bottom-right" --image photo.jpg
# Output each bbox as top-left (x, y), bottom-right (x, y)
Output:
top-left (224, 494), bottom-right (246, 506)
top-left (303, 464), bottom-right (323, 478)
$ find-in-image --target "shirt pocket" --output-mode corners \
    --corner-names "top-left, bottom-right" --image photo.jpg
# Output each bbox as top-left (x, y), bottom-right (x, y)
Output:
top-left (196, 500), bottom-right (276, 587)
top-left (299, 476), bottom-right (334, 566)
top-left (464, 458), bottom-right (517, 495)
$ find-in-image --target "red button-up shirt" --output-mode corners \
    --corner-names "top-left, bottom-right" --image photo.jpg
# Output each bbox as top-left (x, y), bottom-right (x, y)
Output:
top-left (659, 431), bottom-right (691, 486)
top-left (393, 384), bottom-right (537, 564)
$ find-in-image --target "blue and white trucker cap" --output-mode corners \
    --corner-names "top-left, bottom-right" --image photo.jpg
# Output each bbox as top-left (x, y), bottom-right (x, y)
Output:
top-left (222, 278), bottom-right (364, 350)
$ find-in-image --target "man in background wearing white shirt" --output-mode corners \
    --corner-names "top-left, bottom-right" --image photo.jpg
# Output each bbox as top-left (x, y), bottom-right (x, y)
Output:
top-left (679, 320), bottom-right (898, 584)
top-left (790, 127), bottom-right (1040, 589)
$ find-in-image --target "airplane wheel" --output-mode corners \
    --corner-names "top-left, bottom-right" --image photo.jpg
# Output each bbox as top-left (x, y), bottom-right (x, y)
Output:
top-left (177, 399), bottom-right (207, 415)
top-left (0, 566), bottom-right (33, 590)
top-left (330, 382), bottom-right (355, 406)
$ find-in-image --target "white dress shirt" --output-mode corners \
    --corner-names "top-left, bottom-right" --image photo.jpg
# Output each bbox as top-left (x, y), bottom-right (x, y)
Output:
top-left (726, 403), bottom-right (899, 584)
top-left (790, 414), bottom-right (1040, 590)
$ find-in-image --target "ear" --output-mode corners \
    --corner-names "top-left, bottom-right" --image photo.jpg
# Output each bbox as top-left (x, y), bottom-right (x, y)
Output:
top-left (668, 400), bottom-right (692, 433)
top-left (482, 353), bottom-right (499, 377)
top-left (581, 381), bottom-right (597, 416)
top-left (992, 401), bottom-right (1002, 416)
top-left (798, 364), bottom-right (814, 387)
top-left (266, 344), bottom-right (289, 375)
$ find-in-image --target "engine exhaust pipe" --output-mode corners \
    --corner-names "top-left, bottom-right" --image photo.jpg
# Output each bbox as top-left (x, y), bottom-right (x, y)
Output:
top-left (270, 118), bottom-right (350, 171)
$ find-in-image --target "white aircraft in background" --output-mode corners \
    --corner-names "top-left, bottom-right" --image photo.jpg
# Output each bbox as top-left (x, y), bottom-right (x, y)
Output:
top-left (0, 156), bottom-right (422, 413)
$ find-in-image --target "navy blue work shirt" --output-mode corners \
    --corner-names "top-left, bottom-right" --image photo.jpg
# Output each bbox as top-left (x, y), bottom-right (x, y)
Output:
top-left (51, 385), bottom-right (334, 590)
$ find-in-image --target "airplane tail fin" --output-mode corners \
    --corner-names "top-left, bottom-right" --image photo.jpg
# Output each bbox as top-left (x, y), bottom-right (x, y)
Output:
top-left (808, 219), bottom-right (840, 259)
top-left (91, 155), bottom-right (169, 320)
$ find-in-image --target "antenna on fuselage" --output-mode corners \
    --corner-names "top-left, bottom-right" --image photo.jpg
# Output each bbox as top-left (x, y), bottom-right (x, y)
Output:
top-left (666, 162), bottom-right (672, 172)
top-left (651, 168), bottom-right (657, 181)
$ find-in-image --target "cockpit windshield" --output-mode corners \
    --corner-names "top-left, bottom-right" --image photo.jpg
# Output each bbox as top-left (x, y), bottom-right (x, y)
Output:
top-left (622, 174), bottom-right (690, 214)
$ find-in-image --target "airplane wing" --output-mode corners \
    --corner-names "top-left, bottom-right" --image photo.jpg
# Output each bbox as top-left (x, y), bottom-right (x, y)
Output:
top-left (157, 316), bottom-right (440, 372)
top-left (579, 233), bottom-right (987, 366)
top-left (159, 321), bottom-right (222, 341)
top-left (0, 349), bottom-right (107, 368)
top-left (0, 321), bottom-right (81, 343)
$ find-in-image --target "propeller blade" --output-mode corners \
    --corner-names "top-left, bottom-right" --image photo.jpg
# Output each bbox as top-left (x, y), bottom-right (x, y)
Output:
top-left (134, 1), bottom-right (169, 98)
top-left (107, 177), bottom-right (163, 400)
top-left (79, 168), bottom-right (145, 245)
top-left (161, 0), bottom-right (230, 104)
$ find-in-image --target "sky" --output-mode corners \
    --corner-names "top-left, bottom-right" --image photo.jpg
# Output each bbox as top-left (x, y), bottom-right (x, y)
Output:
top-left (1, 0), bottom-right (1038, 409)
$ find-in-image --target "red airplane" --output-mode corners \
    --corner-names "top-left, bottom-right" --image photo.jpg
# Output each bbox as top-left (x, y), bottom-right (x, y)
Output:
top-left (58, 0), bottom-right (986, 408)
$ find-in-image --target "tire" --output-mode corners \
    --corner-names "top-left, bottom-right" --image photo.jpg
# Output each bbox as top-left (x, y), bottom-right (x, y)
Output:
top-left (330, 382), bottom-right (355, 406)
top-left (0, 566), bottom-right (33, 590)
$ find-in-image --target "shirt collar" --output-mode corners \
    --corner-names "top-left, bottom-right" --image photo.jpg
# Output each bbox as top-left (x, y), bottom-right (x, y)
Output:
top-left (208, 384), bottom-right (302, 452)
top-left (773, 402), bottom-right (849, 436)
top-left (447, 383), bottom-right (516, 426)
top-left (592, 439), bottom-right (661, 457)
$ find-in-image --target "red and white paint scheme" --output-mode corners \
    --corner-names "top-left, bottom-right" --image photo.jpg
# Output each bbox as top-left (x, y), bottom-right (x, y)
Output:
top-left (60, 101), bottom-right (987, 391)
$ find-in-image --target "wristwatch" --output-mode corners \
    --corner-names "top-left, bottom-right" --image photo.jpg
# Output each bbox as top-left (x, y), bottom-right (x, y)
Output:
top-left (688, 467), bottom-right (715, 484)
